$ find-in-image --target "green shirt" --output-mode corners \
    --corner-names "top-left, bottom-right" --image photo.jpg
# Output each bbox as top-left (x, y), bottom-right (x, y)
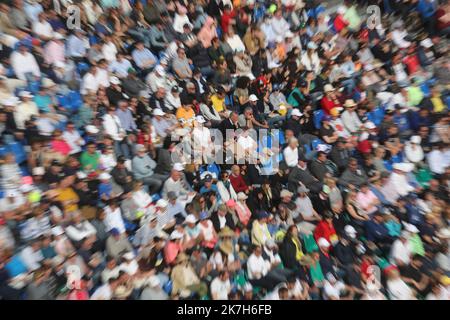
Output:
top-left (409, 234), bottom-right (425, 256)
top-left (310, 262), bottom-right (325, 283)
top-left (80, 151), bottom-right (100, 172)
top-left (408, 86), bottom-right (424, 106)
top-left (344, 6), bottom-right (362, 31)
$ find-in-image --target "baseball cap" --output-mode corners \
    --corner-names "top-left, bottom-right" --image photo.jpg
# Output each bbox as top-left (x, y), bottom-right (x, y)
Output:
top-left (249, 94), bottom-right (258, 102)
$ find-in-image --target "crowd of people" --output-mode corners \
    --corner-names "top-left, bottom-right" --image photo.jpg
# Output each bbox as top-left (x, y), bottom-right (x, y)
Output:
top-left (0, 0), bottom-right (449, 300)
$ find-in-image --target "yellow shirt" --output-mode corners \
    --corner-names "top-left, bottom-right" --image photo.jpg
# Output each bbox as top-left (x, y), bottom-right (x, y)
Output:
top-left (55, 187), bottom-right (79, 213)
top-left (176, 107), bottom-right (195, 127)
top-left (211, 95), bottom-right (225, 113)
top-left (431, 96), bottom-right (445, 113)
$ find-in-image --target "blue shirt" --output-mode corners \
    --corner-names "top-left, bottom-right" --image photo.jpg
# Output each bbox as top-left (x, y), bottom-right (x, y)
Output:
top-left (99, 182), bottom-right (113, 199)
top-left (416, 0), bottom-right (437, 18)
top-left (109, 59), bottom-right (133, 78)
top-left (393, 113), bottom-right (411, 132)
top-left (200, 185), bottom-right (220, 202)
top-left (5, 255), bottom-right (28, 278)
top-left (365, 220), bottom-right (389, 242)
top-left (34, 94), bottom-right (52, 113)
top-left (67, 35), bottom-right (88, 58)
top-left (132, 48), bottom-right (157, 69)
top-left (367, 105), bottom-right (385, 127)
top-left (24, 3), bottom-right (43, 23)
top-left (116, 108), bottom-right (137, 132)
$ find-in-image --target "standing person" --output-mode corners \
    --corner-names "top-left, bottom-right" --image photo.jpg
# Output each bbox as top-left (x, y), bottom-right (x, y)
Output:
top-left (103, 106), bottom-right (130, 159)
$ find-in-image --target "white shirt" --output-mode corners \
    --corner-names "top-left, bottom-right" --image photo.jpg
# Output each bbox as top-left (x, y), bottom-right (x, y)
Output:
top-left (102, 42), bottom-right (118, 62)
top-left (10, 51), bottom-right (41, 81)
top-left (103, 113), bottom-right (125, 141)
top-left (210, 277), bottom-right (231, 300)
top-left (192, 127), bottom-right (212, 149)
top-left (389, 172), bottom-right (414, 197)
top-left (226, 35), bottom-right (246, 53)
top-left (341, 110), bottom-right (362, 134)
top-left (173, 14), bottom-right (192, 33)
top-left (65, 221), bottom-right (97, 242)
top-left (95, 68), bottom-right (110, 88)
top-left (32, 20), bottom-right (54, 39)
top-left (99, 153), bottom-right (117, 172)
top-left (247, 253), bottom-right (270, 280)
top-left (427, 150), bottom-right (448, 174)
top-left (283, 146), bottom-right (299, 167)
top-left (323, 280), bottom-right (346, 300)
top-left (404, 143), bottom-right (424, 164)
top-left (63, 130), bottom-right (85, 155)
top-left (19, 247), bottom-right (44, 271)
top-left (81, 72), bottom-right (100, 95)
top-left (271, 16), bottom-right (290, 38)
top-left (387, 278), bottom-right (415, 300)
top-left (392, 29), bottom-right (411, 49)
top-left (390, 239), bottom-right (412, 265)
top-left (103, 206), bottom-right (126, 234)
top-left (90, 284), bottom-right (112, 300)
top-left (119, 260), bottom-right (139, 276)
top-left (14, 102), bottom-right (39, 130)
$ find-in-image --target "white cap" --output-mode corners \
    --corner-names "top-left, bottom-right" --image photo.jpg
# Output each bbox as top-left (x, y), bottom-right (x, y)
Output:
top-left (6, 190), bottom-right (19, 198)
top-left (136, 144), bottom-right (146, 152)
top-left (19, 91), bottom-right (33, 98)
top-left (170, 230), bottom-right (184, 240)
top-left (99, 172), bottom-right (111, 180)
top-left (326, 272), bottom-right (337, 282)
top-left (410, 135), bottom-right (421, 144)
top-left (405, 223), bottom-right (419, 233)
top-left (291, 109), bottom-right (303, 117)
top-left (155, 65), bottom-right (165, 76)
top-left (185, 214), bottom-right (197, 224)
top-left (76, 171), bottom-right (88, 179)
top-left (53, 32), bottom-right (65, 40)
top-left (20, 184), bottom-right (34, 193)
top-left (173, 163), bottom-right (184, 171)
top-left (123, 252), bottom-right (135, 260)
top-left (51, 226), bottom-right (65, 237)
top-left (337, 6), bottom-right (347, 15)
top-left (148, 276), bottom-right (161, 287)
top-left (344, 225), bottom-right (357, 238)
top-left (237, 192), bottom-right (248, 200)
top-left (393, 163), bottom-right (414, 173)
top-left (324, 84), bottom-right (335, 92)
top-left (316, 144), bottom-right (330, 153)
top-left (317, 237), bottom-right (330, 248)
top-left (307, 41), bottom-right (318, 50)
top-left (364, 121), bottom-right (376, 130)
top-left (152, 108), bottom-right (165, 116)
top-left (195, 115), bottom-right (206, 123)
top-left (85, 125), bottom-right (99, 134)
top-left (54, 61), bottom-right (66, 69)
top-left (32, 167), bottom-right (45, 176)
top-left (156, 199), bottom-right (168, 208)
top-left (420, 38), bottom-right (433, 49)
top-left (249, 94), bottom-right (258, 102)
top-left (109, 76), bottom-right (121, 85)
top-left (285, 31), bottom-right (294, 38)
top-left (2, 97), bottom-right (19, 106)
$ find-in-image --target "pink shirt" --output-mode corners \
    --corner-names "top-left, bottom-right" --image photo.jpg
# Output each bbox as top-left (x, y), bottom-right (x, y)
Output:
top-left (44, 41), bottom-right (65, 65)
top-left (356, 190), bottom-right (378, 214)
top-left (51, 139), bottom-right (72, 156)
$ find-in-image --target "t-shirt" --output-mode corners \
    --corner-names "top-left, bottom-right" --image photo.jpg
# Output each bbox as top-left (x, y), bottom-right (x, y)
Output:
top-left (210, 277), bottom-right (231, 300)
top-left (211, 95), bottom-right (225, 113)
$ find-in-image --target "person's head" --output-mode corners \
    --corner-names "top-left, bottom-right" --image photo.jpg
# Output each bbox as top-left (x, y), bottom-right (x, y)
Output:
top-left (317, 151), bottom-right (327, 162)
top-left (219, 270), bottom-right (229, 281)
top-left (278, 287), bottom-right (289, 300)
top-left (135, 41), bottom-right (145, 51)
top-left (86, 142), bottom-right (97, 154)
top-left (252, 245), bottom-right (262, 256)
top-left (348, 158), bottom-right (358, 172)
top-left (118, 100), bottom-right (128, 110)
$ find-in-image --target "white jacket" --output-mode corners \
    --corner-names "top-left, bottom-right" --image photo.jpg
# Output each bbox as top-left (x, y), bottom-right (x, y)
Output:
top-left (216, 180), bottom-right (237, 203)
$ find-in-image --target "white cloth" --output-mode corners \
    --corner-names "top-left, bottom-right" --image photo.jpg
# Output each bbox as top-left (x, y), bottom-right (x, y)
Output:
top-left (226, 35), bottom-right (246, 53)
top-left (63, 130), bottom-right (85, 155)
top-left (65, 221), bottom-right (97, 242)
top-left (81, 72), bottom-right (100, 95)
top-left (247, 254), bottom-right (270, 280)
top-left (404, 143), bottom-right (424, 164)
top-left (390, 239), bottom-right (412, 265)
top-left (32, 20), bottom-right (54, 39)
top-left (103, 206), bottom-right (126, 234)
top-left (387, 278), bottom-right (415, 300)
top-left (10, 51), bottom-right (41, 81)
top-left (341, 110), bottom-right (362, 134)
top-left (210, 277), bottom-right (231, 300)
top-left (19, 247), bottom-right (43, 272)
top-left (283, 146), bottom-right (299, 167)
top-left (389, 172), bottom-right (414, 197)
top-left (103, 113), bottom-right (126, 141)
top-left (102, 42), bottom-right (118, 62)
top-left (427, 150), bottom-right (449, 175)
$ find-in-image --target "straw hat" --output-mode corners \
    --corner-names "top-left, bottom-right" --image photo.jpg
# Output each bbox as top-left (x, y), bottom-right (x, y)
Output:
top-left (218, 227), bottom-right (235, 238)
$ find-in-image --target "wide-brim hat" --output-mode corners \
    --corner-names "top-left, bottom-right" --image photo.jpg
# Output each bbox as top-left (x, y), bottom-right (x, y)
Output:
top-left (218, 227), bottom-right (235, 238)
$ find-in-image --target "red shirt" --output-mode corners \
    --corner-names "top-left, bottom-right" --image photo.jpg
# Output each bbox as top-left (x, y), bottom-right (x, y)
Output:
top-left (314, 220), bottom-right (337, 244)
top-left (320, 96), bottom-right (341, 115)
top-left (229, 173), bottom-right (249, 193)
top-left (221, 10), bottom-right (236, 34)
top-left (403, 54), bottom-right (420, 75)
top-left (334, 15), bottom-right (349, 32)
